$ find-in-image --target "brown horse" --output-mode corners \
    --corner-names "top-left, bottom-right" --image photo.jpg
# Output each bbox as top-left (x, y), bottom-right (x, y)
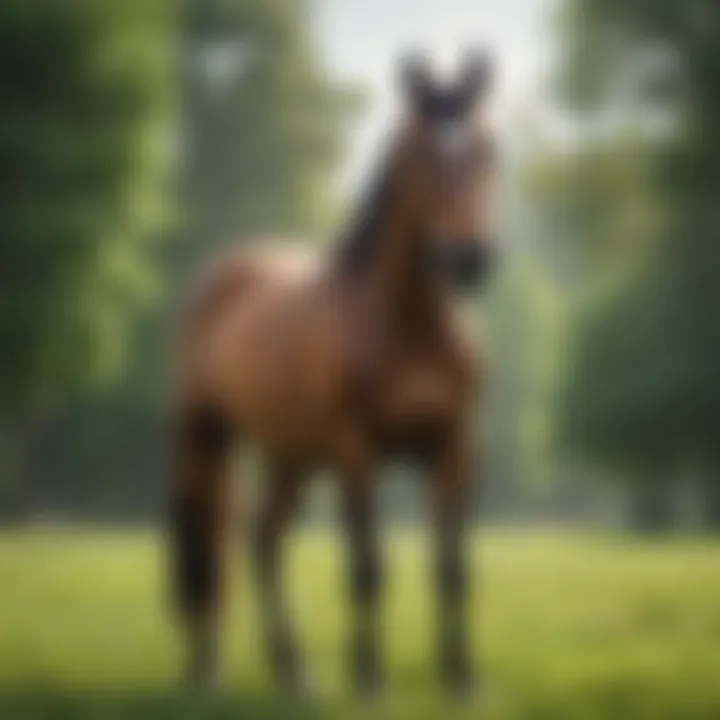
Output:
top-left (170, 49), bottom-right (497, 695)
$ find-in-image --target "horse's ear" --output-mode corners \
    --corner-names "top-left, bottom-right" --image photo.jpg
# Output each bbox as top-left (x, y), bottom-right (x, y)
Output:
top-left (398, 50), bottom-right (433, 109)
top-left (458, 47), bottom-right (494, 105)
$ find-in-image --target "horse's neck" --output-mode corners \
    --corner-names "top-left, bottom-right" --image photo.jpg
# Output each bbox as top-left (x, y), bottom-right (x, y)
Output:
top-left (375, 225), bottom-right (441, 326)
top-left (342, 208), bottom-right (445, 350)
top-left (336, 150), bottom-right (444, 333)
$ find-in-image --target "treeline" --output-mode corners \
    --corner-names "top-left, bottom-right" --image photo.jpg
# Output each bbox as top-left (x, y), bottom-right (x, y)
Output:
top-left (2, 0), bottom-right (720, 530)
top-left (0, 0), bottom-right (361, 519)
top-left (526, 0), bottom-right (720, 530)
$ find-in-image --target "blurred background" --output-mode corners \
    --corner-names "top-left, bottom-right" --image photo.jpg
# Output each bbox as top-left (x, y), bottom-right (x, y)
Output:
top-left (2, 0), bottom-right (719, 532)
top-left (1, 0), bottom-right (719, 717)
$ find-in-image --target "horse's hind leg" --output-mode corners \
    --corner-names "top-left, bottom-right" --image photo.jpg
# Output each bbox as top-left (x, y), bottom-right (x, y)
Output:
top-left (252, 457), bottom-right (306, 692)
top-left (169, 406), bottom-right (231, 690)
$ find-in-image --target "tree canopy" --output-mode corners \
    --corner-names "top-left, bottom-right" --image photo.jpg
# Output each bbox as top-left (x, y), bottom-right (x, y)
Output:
top-left (0, 2), bottom-right (175, 415)
top-left (538, 0), bottom-right (720, 525)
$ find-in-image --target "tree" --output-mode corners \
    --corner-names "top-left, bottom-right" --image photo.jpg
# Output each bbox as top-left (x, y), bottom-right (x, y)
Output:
top-left (22, 0), bottom-right (366, 519)
top-left (484, 259), bottom-right (562, 518)
top-left (0, 3), bottom-right (175, 518)
top-left (537, 0), bottom-right (720, 529)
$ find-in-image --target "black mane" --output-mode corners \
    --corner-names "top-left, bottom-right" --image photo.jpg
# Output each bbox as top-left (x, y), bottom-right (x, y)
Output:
top-left (334, 148), bottom-right (395, 274)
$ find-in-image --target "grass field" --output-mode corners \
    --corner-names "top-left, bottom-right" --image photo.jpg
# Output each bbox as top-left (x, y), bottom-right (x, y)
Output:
top-left (0, 528), bottom-right (719, 719)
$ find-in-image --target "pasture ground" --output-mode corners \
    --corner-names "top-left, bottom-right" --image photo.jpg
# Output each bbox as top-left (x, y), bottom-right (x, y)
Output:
top-left (0, 528), bottom-right (719, 719)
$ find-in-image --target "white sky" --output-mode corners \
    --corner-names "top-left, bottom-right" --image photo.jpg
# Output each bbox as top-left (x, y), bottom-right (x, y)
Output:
top-left (315, 0), bottom-right (556, 187)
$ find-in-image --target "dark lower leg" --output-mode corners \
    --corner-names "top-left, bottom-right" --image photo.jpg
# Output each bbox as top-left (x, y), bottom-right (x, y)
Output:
top-left (436, 522), bottom-right (471, 689)
top-left (173, 493), bottom-right (222, 609)
top-left (170, 412), bottom-right (229, 689)
top-left (252, 465), bottom-right (304, 689)
top-left (345, 494), bottom-right (382, 693)
top-left (172, 498), bottom-right (219, 686)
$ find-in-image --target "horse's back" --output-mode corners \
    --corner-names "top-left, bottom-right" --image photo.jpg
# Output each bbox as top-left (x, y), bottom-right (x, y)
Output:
top-left (188, 238), bottom-right (317, 313)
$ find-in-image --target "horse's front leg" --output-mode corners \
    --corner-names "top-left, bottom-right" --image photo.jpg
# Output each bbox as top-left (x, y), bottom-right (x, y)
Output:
top-left (252, 458), bottom-right (306, 693)
top-left (430, 427), bottom-right (477, 694)
top-left (337, 434), bottom-right (382, 695)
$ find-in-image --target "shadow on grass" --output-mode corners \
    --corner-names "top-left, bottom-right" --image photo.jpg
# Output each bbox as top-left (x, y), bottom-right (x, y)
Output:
top-left (0, 690), bottom-right (336, 720)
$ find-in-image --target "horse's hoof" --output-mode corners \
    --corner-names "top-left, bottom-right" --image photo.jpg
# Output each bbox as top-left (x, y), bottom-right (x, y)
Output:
top-left (186, 675), bottom-right (219, 695)
top-left (279, 666), bottom-right (318, 700)
top-left (441, 661), bottom-right (474, 696)
top-left (446, 673), bottom-right (481, 702)
top-left (357, 681), bottom-right (386, 705)
top-left (185, 661), bottom-right (219, 694)
top-left (353, 670), bottom-right (384, 702)
top-left (269, 638), bottom-right (314, 699)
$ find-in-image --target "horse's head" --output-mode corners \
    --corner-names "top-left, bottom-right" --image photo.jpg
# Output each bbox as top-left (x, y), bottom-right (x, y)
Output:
top-left (394, 49), bottom-right (497, 290)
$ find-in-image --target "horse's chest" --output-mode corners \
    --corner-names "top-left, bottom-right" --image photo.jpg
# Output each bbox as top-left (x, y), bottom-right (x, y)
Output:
top-left (344, 303), bottom-right (478, 454)
top-left (371, 357), bottom-right (462, 442)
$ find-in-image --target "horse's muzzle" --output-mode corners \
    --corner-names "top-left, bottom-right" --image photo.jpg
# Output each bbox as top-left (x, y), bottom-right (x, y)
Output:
top-left (437, 240), bottom-right (496, 291)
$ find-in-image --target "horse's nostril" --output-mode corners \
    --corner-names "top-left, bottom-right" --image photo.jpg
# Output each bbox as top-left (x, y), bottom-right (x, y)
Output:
top-left (437, 241), bottom-right (496, 291)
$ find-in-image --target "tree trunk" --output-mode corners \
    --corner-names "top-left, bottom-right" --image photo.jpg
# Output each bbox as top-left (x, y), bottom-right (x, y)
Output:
top-left (628, 475), bottom-right (676, 533)
top-left (5, 409), bottom-right (47, 523)
top-left (701, 475), bottom-right (720, 532)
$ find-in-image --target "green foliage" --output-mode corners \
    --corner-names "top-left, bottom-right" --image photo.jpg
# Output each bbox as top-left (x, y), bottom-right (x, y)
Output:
top-left (0, 2), bottom-right (175, 412)
top-left (104, 0), bottom-right (365, 516)
top-left (0, 1), bottom-right (364, 517)
top-left (539, 0), bottom-right (720, 517)
top-left (485, 260), bottom-right (563, 510)
top-left (526, 137), bottom-right (664, 278)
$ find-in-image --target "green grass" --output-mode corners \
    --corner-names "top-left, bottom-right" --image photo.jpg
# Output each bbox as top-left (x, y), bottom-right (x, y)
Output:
top-left (0, 528), bottom-right (719, 719)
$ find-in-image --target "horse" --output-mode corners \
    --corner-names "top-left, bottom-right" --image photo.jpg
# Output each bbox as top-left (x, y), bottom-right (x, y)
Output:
top-left (170, 48), bottom-right (497, 695)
